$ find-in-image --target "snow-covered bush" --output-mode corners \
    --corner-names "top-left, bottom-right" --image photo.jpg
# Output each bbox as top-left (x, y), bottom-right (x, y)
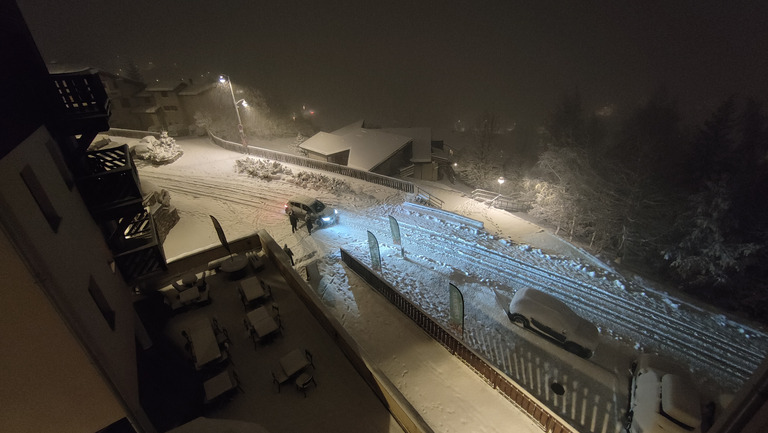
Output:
top-left (132, 132), bottom-right (184, 164)
top-left (290, 171), bottom-right (352, 194)
top-left (235, 158), bottom-right (293, 181)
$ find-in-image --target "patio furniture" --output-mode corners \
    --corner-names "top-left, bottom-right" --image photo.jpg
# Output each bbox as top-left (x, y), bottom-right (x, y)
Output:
top-left (246, 306), bottom-right (281, 348)
top-left (295, 372), bottom-right (317, 397)
top-left (188, 319), bottom-right (224, 370)
top-left (239, 276), bottom-right (267, 307)
top-left (280, 348), bottom-right (310, 378)
top-left (271, 369), bottom-right (289, 393)
top-left (219, 254), bottom-right (248, 280)
top-left (203, 367), bottom-right (241, 406)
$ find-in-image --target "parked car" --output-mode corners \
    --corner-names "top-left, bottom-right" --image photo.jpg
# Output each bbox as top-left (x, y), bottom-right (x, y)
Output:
top-left (507, 287), bottom-right (599, 358)
top-left (284, 195), bottom-right (339, 227)
top-left (626, 354), bottom-right (703, 433)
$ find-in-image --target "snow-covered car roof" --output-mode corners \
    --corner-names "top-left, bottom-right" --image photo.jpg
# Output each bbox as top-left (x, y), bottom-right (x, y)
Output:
top-left (509, 287), bottom-right (599, 349)
top-left (630, 354), bottom-right (702, 433)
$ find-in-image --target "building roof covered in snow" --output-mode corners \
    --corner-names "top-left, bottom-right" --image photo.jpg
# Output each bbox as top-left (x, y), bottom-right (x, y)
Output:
top-left (300, 121), bottom-right (435, 171)
top-left (178, 81), bottom-right (217, 96)
top-left (381, 127), bottom-right (433, 163)
top-left (298, 131), bottom-right (348, 155)
top-left (343, 128), bottom-right (412, 171)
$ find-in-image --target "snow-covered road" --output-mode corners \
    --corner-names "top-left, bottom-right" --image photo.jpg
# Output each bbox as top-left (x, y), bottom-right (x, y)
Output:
top-left (134, 136), bottom-right (768, 432)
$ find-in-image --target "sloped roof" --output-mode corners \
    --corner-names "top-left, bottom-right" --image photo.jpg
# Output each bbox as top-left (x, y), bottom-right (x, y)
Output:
top-left (381, 127), bottom-right (432, 163)
top-left (299, 132), bottom-right (348, 155)
top-left (344, 129), bottom-right (412, 171)
top-left (299, 122), bottom-right (413, 171)
top-left (144, 80), bottom-right (188, 92)
top-left (179, 82), bottom-right (217, 96)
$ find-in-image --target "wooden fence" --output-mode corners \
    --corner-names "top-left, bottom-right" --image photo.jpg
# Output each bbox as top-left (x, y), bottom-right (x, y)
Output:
top-left (340, 248), bottom-right (578, 433)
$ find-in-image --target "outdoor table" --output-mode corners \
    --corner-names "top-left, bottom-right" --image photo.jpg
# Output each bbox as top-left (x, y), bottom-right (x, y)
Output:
top-left (247, 306), bottom-right (279, 339)
top-left (189, 319), bottom-right (222, 369)
top-left (280, 348), bottom-right (309, 378)
top-left (239, 276), bottom-right (266, 304)
top-left (181, 273), bottom-right (198, 286)
top-left (203, 368), bottom-right (237, 404)
top-left (219, 254), bottom-right (248, 279)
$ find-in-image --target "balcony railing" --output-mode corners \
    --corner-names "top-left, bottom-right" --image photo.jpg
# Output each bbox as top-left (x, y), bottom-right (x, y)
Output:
top-left (77, 145), bottom-right (144, 221)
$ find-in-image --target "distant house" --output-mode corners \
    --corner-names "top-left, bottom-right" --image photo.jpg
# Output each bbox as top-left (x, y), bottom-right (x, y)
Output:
top-left (134, 80), bottom-right (189, 133)
top-left (299, 121), bottom-right (454, 181)
top-left (47, 65), bottom-right (148, 131)
top-left (178, 81), bottom-right (219, 133)
top-left (96, 70), bottom-right (146, 130)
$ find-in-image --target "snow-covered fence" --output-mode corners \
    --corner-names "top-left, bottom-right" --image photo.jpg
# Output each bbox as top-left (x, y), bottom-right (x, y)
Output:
top-left (471, 189), bottom-right (530, 212)
top-left (402, 202), bottom-right (484, 230)
top-left (340, 248), bottom-right (577, 433)
top-left (208, 132), bottom-right (415, 193)
top-left (108, 128), bottom-right (161, 140)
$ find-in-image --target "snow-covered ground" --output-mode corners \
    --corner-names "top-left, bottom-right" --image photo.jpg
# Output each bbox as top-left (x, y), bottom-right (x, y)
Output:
top-left (121, 134), bottom-right (768, 433)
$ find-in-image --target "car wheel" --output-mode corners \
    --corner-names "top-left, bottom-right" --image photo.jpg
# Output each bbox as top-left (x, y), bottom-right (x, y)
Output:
top-left (509, 313), bottom-right (528, 328)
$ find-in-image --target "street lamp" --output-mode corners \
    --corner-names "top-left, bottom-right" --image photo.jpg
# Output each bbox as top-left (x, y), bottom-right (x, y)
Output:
top-left (497, 176), bottom-right (505, 195)
top-left (219, 74), bottom-right (247, 147)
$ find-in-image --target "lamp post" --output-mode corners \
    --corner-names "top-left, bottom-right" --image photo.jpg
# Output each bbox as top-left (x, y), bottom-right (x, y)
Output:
top-left (219, 74), bottom-right (247, 147)
top-left (497, 176), bottom-right (505, 195)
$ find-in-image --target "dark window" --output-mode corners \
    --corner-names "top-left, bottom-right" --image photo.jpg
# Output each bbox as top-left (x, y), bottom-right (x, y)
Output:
top-left (88, 276), bottom-right (116, 330)
top-left (43, 138), bottom-right (74, 190)
top-left (20, 165), bottom-right (61, 232)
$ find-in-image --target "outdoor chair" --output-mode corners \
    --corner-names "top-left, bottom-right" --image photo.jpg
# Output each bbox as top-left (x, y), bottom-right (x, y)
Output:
top-left (305, 349), bottom-right (314, 368)
top-left (271, 369), bottom-right (289, 393)
top-left (295, 372), bottom-right (317, 397)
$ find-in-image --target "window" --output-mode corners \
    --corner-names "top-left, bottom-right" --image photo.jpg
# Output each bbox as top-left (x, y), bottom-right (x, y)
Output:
top-left (88, 276), bottom-right (116, 330)
top-left (43, 138), bottom-right (74, 190)
top-left (20, 165), bottom-right (61, 232)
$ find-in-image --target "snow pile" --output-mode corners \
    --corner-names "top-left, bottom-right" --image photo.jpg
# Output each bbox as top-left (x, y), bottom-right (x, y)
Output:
top-left (132, 132), bottom-right (184, 164)
top-left (235, 157), bottom-right (292, 181)
top-left (289, 171), bottom-right (353, 194)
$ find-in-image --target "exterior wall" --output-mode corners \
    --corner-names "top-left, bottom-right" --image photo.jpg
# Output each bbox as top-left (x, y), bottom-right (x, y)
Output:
top-left (371, 142), bottom-right (413, 176)
top-left (304, 149), bottom-right (331, 163)
top-left (0, 126), bottom-right (152, 432)
top-left (0, 227), bottom-right (127, 432)
top-left (151, 91), bottom-right (185, 127)
top-left (99, 73), bottom-right (145, 130)
top-left (413, 161), bottom-right (438, 181)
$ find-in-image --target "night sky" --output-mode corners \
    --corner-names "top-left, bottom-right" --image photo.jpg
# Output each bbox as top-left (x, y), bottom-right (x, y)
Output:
top-left (16, 0), bottom-right (768, 131)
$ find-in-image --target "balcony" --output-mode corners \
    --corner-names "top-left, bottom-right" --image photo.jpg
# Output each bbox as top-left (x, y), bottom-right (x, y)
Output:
top-left (110, 208), bottom-right (167, 282)
top-left (76, 144), bottom-right (144, 221)
top-left (48, 67), bottom-right (111, 150)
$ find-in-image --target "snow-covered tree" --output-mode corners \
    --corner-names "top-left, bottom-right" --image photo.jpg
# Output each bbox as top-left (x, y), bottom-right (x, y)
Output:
top-left (664, 179), bottom-right (760, 288)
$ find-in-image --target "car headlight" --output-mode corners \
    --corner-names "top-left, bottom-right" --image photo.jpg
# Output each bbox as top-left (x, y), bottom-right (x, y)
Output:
top-left (334, 209), bottom-right (338, 214)
top-left (322, 216), bottom-right (332, 222)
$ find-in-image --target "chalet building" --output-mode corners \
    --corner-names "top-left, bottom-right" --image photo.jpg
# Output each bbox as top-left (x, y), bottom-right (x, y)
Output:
top-left (299, 121), bottom-right (456, 182)
top-left (135, 80), bottom-right (189, 134)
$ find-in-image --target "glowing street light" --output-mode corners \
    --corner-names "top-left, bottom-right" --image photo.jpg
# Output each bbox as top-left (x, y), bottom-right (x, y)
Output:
top-left (219, 74), bottom-right (247, 146)
top-left (497, 176), bottom-right (505, 195)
